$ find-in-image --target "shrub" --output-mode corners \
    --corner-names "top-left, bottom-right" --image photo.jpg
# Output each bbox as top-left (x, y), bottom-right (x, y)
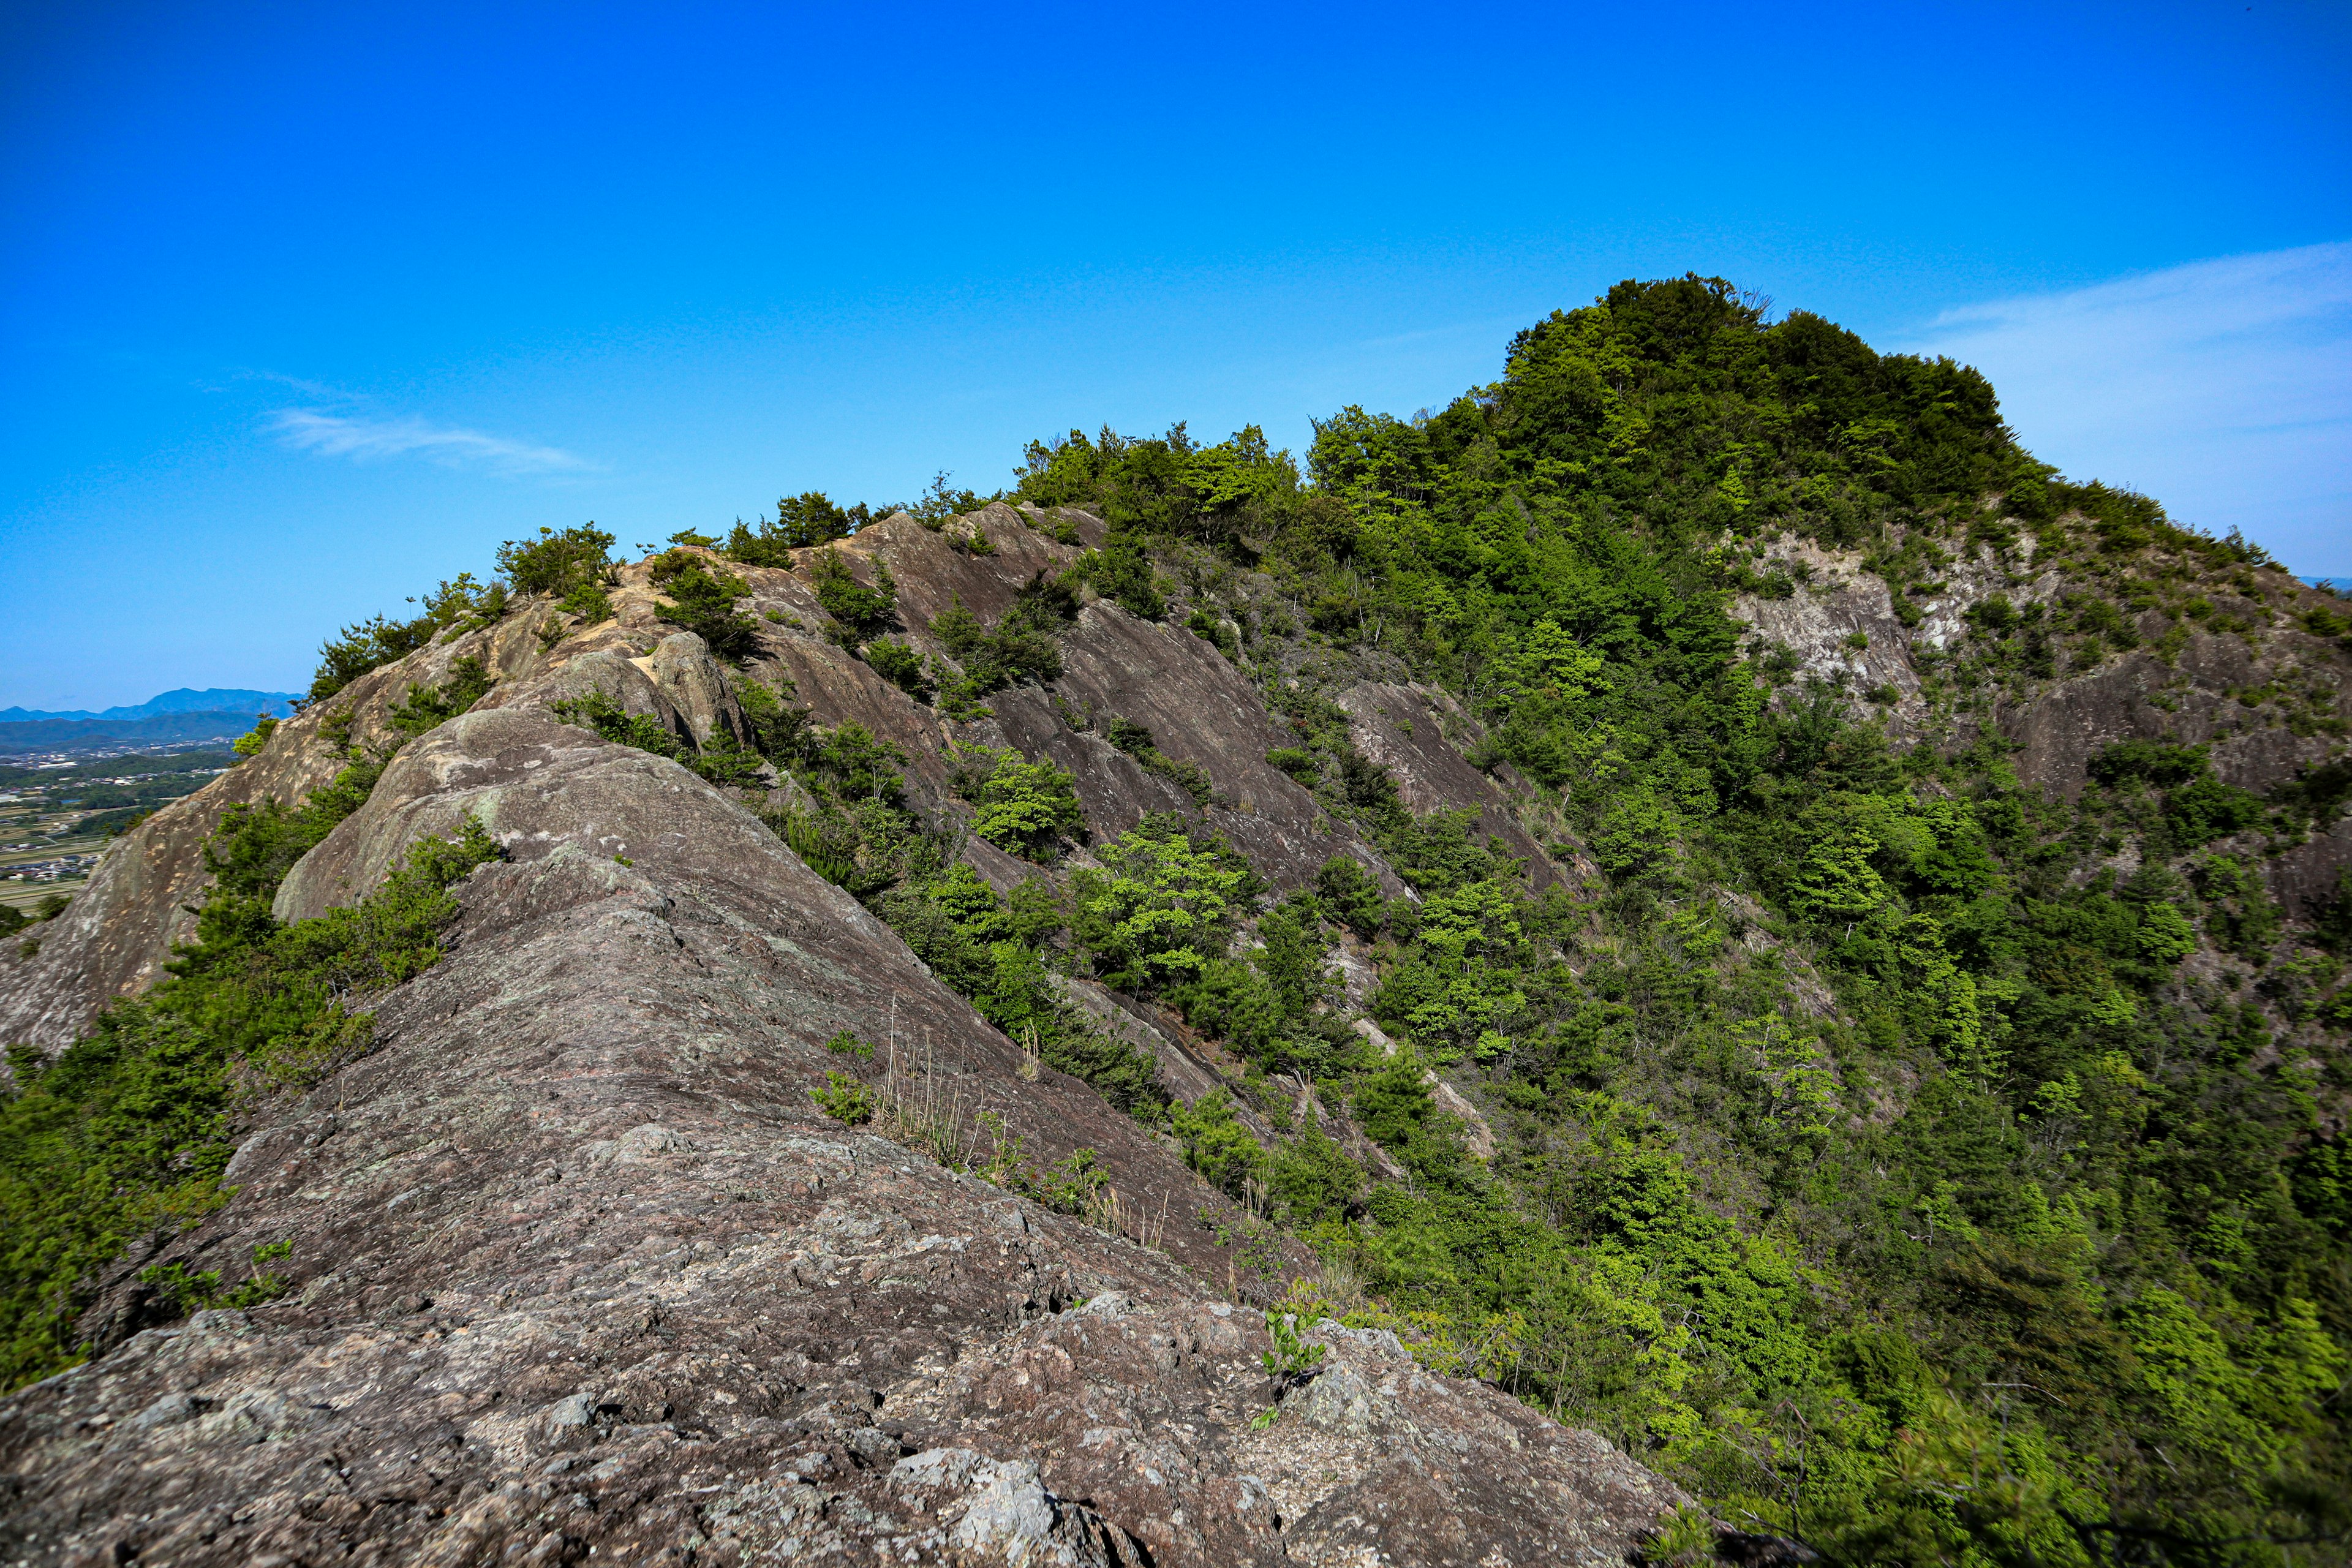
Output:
top-left (809, 1071), bottom-right (874, 1125)
top-left (0, 799), bottom-right (499, 1390)
top-left (556, 579), bottom-right (613, 624)
top-left (386, 657), bottom-right (494, 738)
top-left (735, 677), bottom-right (815, 761)
top-left (649, 552), bottom-right (762, 662)
top-left (826, 1028), bottom-right (877, 1060)
top-left (2089, 739), bottom-right (2209, 789)
top-left (810, 549), bottom-right (897, 638)
top-left (1316, 855), bottom-right (1385, 938)
top-left (551, 690), bottom-right (687, 759)
top-left (875, 864), bottom-right (1166, 1117)
top-left (309, 573), bottom-right (508, 702)
top-left (864, 640), bottom-right (933, 702)
top-left (1074, 531), bottom-right (1164, 619)
top-left (498, 524), bottom-right (614, 598)
top-left (951, 745), bottom-right (1084, 860)
top-left (1262, 1308), bottom-right (1328, 1382)
top-left (1266, 746), bottom-right (1319, 782)
top-left (1172, 1090), bottom-right (1265, 1197)
top-left (812, 722), bottom-right (906, 803)
top-left (232, 716), bottom-right (279, 759)
top-left (1072, 823), bottom-right (1260, 993)
top-left (726, 492), bottom-right (876, 565)
top-left (2165, 775), bottom-right (2264, 847)
top-left (550, 690), bottom-right (765, 788)
top-left (1102, 717), bottom-right (1212, 805)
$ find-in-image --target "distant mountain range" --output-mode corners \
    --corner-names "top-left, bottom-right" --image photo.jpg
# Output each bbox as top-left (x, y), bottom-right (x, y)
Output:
top-left (0, 688), bottom-right (299, 724)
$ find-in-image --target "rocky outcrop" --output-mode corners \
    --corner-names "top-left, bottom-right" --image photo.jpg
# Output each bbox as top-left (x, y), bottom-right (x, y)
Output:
top-left (0, 613), bottom-right (557, 1054)
top-left (1727, 533), bottom-right (2352, 812)
top-left (0, 543), bottom-right (1688, 1564)
top-left (1336, 682), bottom-right (1553, 883)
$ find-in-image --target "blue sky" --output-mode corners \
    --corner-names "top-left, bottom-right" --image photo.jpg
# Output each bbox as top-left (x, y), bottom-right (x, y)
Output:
top-left (3, 0), bottom-right (2347, 709)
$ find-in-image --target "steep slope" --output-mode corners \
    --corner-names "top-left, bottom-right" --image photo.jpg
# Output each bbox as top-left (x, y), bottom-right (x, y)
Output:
top-left (0, 701), bottom-right (1679, 1565)
top-left (0, 517), bottom-right (1687, 1563)
top-left (6, 273), bottom-right (2350, 1567)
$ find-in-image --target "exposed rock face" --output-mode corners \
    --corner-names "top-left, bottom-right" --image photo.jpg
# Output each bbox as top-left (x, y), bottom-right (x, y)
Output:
top-left (1729, 535), bottom-right (2351, 798)
top-left (1336, 682), bottom-right (1552, 881)
top-left (0, 549), bottom-right (1684, 1563)
top-left (0, 614), bottom-right (553, 1054)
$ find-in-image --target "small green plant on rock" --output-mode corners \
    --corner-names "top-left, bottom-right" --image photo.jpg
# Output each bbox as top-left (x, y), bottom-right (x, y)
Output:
top-left (138, 1240), bottom-right (296, 1317)
top-left (810, 1071), bottom-right (875, 1125)
top-left (1262, 1309), bottom-right (1327, 1385)
top-left (826, 1029), bottom-right (877, 1061)
top-left (232, 716), bottom-right (279, 759)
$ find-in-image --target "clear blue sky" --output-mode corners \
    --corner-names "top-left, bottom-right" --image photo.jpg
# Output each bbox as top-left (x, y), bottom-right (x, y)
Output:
top-left (4, 0), bottom-right (2347, 709)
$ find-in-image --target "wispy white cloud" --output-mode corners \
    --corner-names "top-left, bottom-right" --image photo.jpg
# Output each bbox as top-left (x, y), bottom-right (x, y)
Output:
top-left (1902, 242), bottom-right (2352, 573)
top-left (265, 405), bottom-right (592, 477)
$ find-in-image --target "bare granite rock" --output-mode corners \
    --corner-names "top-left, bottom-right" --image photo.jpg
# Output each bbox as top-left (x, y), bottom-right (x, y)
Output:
top-left (0, 701), bottom-right (1683, 1568)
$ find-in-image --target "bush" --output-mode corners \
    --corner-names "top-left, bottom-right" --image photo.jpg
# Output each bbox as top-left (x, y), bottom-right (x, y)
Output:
top-left (1072, 823), bottom-right (1261, 993)
top-left (232, 716), bottom-right (279, 759)
top-left (1104, 717), bottom-right (1213, 805)
top-left (875, 863), bottom-right (1167, 1117)
top-left (2165, 775), bottom-right (2264, 847)
top-left (1266, 746), bottom-right (1320, 783)
top-left (951, 745), bottom-right (1084, 860)
top-left (498, 524), bottom-right (614, 597)
top-left (1316, 854), bottom-right (1385, 938)
top-left (649, 552), bottom-right (762, 662)
top-left (810, 1071), bottom-right (874, 1125)
top-left (726, 492), bottom-right (876, 565)
top-left (1074, 530), bottom-right (1164, 619)
top-left (932, 577), bottom-right (1076, 708)
top-left (556, 579), bottom-right (612, 624)
top-left (552, 690), bottom-right (688, 759)
top-left (309, 572), bottom-right (508, 702)
top-left (812, 722), bottom-right (906, 803)
top-left (810, 549), bottom-right (897, 638)
top-left (2089, 739), bottom-right (2209, 789)
top-left (865, 640), bottom-right (933, 702)
top-left (1172, 1090), bottom-right (1265, 1198)
top-left (386, 657), bottom-right (494, 738)
top-left (0, 795), bottom-right (500, 1390)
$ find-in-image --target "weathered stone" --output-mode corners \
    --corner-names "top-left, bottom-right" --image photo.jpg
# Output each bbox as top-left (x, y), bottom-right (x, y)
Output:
top-left (0, 684), bottom-right (1683, 1567)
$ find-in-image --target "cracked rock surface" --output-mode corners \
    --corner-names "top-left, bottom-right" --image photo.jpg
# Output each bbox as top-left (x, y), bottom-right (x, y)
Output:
top-left (0, 700), bottom-right (1683, 1566)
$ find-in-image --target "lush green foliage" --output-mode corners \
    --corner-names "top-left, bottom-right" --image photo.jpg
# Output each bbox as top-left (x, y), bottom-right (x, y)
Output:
top-left (927, 572), bottom-right (1079, 714)
top-left (0, 767), bottom-right (500, 1390)
top-left (809, 548), bottom-right (898, 639)
top-left (950, 744), bottom-right (1084, 860)
top-left (385, 656), bottom-right (495, 738)
top-left (548, 688), bottom-right (766, 788)
top-left (1005, 276), bottom-right (2351, 1562)
top-left (498, 523), bottom-right (616, 598)
top-left (725, 492), bottom-right (882, 564)
top-left (648, 549), bottom-right (762, 660)
top-left (1071, 818), bottom-right (1263, 995)
top-left (876, 861), bottom-right (1167, 1116)
top-left (309, 572), bottom-right (510, 702)
top-left (864, 639), bottom-right (935, 702)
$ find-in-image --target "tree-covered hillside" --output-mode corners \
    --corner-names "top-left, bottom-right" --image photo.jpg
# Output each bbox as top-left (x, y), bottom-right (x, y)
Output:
top-left (997, 276), bottom-right (2351, 1564)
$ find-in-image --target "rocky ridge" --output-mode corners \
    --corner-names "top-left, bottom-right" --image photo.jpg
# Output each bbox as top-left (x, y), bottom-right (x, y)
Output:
top-left (0, 507), bottom-right (1693, 1566)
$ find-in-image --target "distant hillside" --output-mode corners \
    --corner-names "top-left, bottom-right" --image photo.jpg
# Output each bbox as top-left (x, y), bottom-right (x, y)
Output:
top-left (0, 710), bottom-right (265, 754)
top-left (0, 688), bottom-right (297, 724)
